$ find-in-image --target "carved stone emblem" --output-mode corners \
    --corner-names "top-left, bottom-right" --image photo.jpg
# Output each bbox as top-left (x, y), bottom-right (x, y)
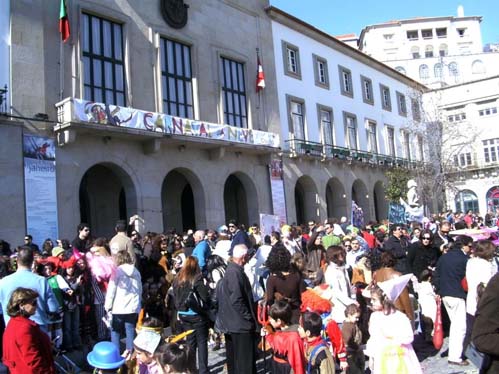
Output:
top-left (161, 0), bottom-right (189, 29)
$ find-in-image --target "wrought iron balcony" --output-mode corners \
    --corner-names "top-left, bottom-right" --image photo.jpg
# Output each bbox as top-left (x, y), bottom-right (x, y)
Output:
top-left (285, 139), bottom-right (419, 169)
top-left (54, 98), bottom-right (280, 155)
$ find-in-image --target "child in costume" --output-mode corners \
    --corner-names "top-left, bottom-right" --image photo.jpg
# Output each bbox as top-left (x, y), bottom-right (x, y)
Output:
top-left (264, 300), bottom-right (306, 374)
top-left (341, 304), bottom-right (365, 374)
top-left (301, 311), bottom-right (335, 374)
top-left (365, 274), bottom-right (422, 374)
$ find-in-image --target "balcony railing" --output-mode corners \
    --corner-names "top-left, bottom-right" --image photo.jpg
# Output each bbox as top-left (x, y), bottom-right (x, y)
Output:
top-left (55, 97), bottom-right (280, 150)
top-left (285, 139), bottom-right (422, 169)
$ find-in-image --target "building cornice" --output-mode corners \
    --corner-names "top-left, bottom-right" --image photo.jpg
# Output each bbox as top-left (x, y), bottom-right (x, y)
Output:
top-left (265, 6), bottom-right (429, 92)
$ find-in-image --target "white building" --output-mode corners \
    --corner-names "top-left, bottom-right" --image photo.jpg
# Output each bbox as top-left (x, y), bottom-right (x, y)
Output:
top-left (426, 76), bottom-right (499, 215)
top-left (358, 7), bottom-right (499, 88)
top-left (267, 7), bottom-right (428, 224)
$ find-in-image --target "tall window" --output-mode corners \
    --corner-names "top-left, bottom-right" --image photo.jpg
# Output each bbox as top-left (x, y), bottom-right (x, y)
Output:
top-left (448, 62), bottom-right (459, 77)
top-left (386, 126), bottom-right (396, 156)
top-left (282, 41), bottom-right (301, 79)
top-left (82, 14), bottom-right (125, 106)
top-left (339, 66), bottom-right (353, 97)
top-left (483, 139), bottom-right (499, 163)
top-left (313, 55), bottom-right (329, 88)
top-left (434, 63), bottom-right (443, 78)
top-left (367, 121), bottom-right (377, 153)
top-left (290, 100), bottom-right (305, 140)
top-left (319, 107), bottom-right (333, 145)
top-left (344, 112), bottom-right (357, 150)
top-left (221, 57), bottom-right (247, 127)
top-left (396, 91), bottom-right (407, 116)
top-left (380, 84), bottom-right (391, 111)
top-left (402, 131), bottom-right (411, 160)
top-left (411, 98), bottom-right (421, 121)
top-left (424, 45), bottom-right (434, 58)
top-left (361, 76), bottom-right (373, 104)
top-left (419, 64), bottom-right (429, 79)
top-left (160, 38), bottom-right (193, 118)
top-left (417, 135), bottom-right (424, 161)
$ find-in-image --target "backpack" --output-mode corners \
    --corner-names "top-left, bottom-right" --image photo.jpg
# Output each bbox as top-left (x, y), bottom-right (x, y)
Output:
top-left (307, 341), bottom-right (335, 374)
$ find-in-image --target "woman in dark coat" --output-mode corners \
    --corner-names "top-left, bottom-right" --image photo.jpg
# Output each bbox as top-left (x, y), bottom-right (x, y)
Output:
top-left (2, 287), bottom-right (55, 374)
top-left (407, 229), bottom-right (440, 278)
top-left (266, 244), bottom-right (306, 324)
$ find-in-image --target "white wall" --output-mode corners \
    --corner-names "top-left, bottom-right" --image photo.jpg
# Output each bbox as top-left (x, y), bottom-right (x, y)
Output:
top-left (0, 0), bottom-right (10, 107)
top-left (271, 21), bottom-right (423, 159)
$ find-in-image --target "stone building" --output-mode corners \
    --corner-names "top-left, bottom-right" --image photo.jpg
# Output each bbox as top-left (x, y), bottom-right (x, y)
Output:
top-left (0, 0), bottom-right (281, 244)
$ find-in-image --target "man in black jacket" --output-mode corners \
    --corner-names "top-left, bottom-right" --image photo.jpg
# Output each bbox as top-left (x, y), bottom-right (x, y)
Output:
top-left (383, 224), bottom-right (410, 274)
top-left (216, 244), bottom-right (257, 374)
top-left (434, 235), bottom-right (472, 366)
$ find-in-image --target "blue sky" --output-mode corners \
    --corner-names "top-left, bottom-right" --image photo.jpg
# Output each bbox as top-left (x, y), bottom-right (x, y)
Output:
top-left (269, 0), bottom-right (498, 45)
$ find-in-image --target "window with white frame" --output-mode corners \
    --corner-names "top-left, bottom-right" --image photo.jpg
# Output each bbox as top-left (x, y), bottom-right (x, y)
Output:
top-left (434, 63), bottom-right (443, 78)
top-left (82, 13), bottom-right (126, 106)
top-left (453, 151), bottom-right (472, 167)
top-left (367, 120), bottom-right (378, 153)
top-left (407, 30), bottom-right (418, 40)
top-left (448, 62), bottom-right (459, 77)
top-left (339, 66), bottom-right (353, 97)
top-left (386, 125), bottom-right (396, 156)
top-left (483, 139), bottom-right (499, 163)
top-left (287, 95), bottom-right (305, 140)
top-left (411, 46), bottom-right (420, 59)
top-left (436, 28), bottom-right (447, 38)
top-left (396, 91), bottom-right (407, 116)
top-left (425, 45), bottom-right (434, 57)
top-left (221, 57), bottom-right (247, 127)
top-left (361, 76), bottom-right (373, 105)
top-left (419, 64), bottom-right (429, 80)
top-left (282, 41), bottom-right (301, 79)
top-left (313, 54), bottom-right (329, 88)
top-left (160, 38), bottom-right (194, 119)
top-left (344, 112), bottom-right (357, 150)
top-left (318, 105), bottom-right (334, 145)
top-left (380, 84), bottom-right (391, 111)
top-left (479, 107), bottom-right (498, 117)
top-left (439, 44), bottom-right (448, 56)
top-left (447, 112), bottom-right (466, 122)
top-left (422, 29), bottom-right (433, 39)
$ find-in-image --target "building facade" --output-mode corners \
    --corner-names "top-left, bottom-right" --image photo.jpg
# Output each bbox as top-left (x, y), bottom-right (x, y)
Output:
top-left (1, 0), bottom-right (282, 244)
top-left (358, 8), bottom-right (499, 88)
top-left (267, 7), bottom-right (427, 225)
top-left (430, 76), bottom-right (499, 215)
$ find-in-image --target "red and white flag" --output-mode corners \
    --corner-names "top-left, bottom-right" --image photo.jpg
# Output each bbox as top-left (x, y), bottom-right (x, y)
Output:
top-left (256, 56), bottom-right (265, 92)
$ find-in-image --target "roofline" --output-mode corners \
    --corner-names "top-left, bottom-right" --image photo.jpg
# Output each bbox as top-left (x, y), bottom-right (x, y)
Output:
top-left (359, 15), bottom-right (483, 45)
top-left (265, 6), bottom-right (429, 92)
top-left (429, 74), bottom-right (499, 93)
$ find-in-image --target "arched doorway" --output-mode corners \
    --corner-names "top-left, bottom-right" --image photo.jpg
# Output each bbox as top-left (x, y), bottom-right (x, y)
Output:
top-left (162, 168), bottom-right (205, 233)
top-left (223, 172), bottom-right (258, 228)
top-left (79, 163), bottom-right (137, 238)
top-left (374, 181), bottom-right (387, 221)
top-left (486, 186), bottom-right (499, 213)
top-left (326, 177), bottom-right (347, 219)
top-left (454, 190), bottom-right (478, 213)
top-left (352, 179), bottom-right (370, 223)
top-left (294, 176), bottom-right (318, 225)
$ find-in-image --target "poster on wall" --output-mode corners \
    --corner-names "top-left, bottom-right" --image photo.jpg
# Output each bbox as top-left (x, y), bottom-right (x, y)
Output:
top-left (23, 135), bottom-right (59, 246)
top-left (270, 158), bottom-right (287, 225)
top-left (260, 213), bottom-right (280, 238)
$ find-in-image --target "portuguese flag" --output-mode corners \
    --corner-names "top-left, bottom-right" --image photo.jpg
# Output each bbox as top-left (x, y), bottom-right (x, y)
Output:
top-left (59, 0), bottom-right (70, 42)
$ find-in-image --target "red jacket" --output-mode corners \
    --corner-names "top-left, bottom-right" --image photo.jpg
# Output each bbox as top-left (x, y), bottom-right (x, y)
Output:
top-left (2, 316), bottom-right (55, 374)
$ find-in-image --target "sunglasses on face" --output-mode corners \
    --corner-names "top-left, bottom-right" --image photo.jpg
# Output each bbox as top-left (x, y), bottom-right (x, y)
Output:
top-left (422, 237), bottom-right (431, 240)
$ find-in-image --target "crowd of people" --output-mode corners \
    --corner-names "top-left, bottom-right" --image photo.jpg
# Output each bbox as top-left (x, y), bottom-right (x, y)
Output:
top-left (0, 210), bottom-right (498, 373)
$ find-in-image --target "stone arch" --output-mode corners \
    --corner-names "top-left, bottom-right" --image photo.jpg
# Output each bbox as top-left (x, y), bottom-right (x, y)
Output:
top-left (223, 172), bottom-right (259, 228)
top-left (79, 162), bottom-right (138, 238)
top-left (295, 175), bottom-right (319, 225)
top-left (352, 179), bottom-right (370, 222)
top-left (373, 181), bottom-right (387, 221)
top-left (325, 177), bottom-right (347, 219)
top-left (161, 168), bottom-right (206, 232)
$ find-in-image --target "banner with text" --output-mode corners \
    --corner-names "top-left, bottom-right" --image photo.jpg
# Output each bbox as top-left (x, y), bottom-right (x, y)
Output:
top-left (23, 135), bottom-right (59, 246)
top-left (270, 158), bottom-right (287, 225)
top-left (71, 99), bottom-right (280, 148)
top-left (260, 214), bottom-right (280, 239)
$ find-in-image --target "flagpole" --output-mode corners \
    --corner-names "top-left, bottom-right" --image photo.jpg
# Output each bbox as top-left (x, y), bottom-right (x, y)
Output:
top-left (59, 38), bottom-right (64, 101)
top-left (256, 48), bottom-right (261, 110)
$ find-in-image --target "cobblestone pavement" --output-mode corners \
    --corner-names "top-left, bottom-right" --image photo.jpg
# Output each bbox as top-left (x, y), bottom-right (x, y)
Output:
top-left (49, 335), bottom-right (480, 373)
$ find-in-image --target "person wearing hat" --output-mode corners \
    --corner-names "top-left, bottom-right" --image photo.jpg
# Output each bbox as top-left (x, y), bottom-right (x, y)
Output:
top-left (87, 341), bottom-right (126, 374)
top-left (132, 330), bottom-right (163, 374)
top-left (36, 246), bottom-right (77, 274)
top-left (365, 275), bottom-right (422, 374)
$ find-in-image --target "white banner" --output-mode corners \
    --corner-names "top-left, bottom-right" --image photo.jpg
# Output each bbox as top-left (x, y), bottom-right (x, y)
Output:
top-left (270, 158), bottom-right (287, 225)
top-left (71, 99), bottom-right (280, 148)
top-left (260, 214), bottom-right (280, 239)
top-left (23, 135), bottom-right (59, 246)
